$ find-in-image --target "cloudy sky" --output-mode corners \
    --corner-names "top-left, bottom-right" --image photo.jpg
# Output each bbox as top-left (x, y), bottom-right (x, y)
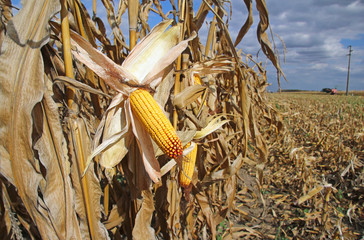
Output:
top-left (91, 0), bottom-right (364, 91)
top-left (12, 0), bottom-right (364, 91)
top-left (228, 0), bottom-right (364, 91)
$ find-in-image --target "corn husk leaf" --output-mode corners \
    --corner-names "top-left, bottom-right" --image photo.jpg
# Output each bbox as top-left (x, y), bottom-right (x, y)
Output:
top-left (63, 25), bottom-right (135, 92)
top-left (99, 101), bottom-right (133, 169)
top-left (83, 94), bottom-right (130, 175)
top-left (122, 19), bottom-right (177, 81)
top-left (153, 68), bottom-right (175, 112)
top-left (142, 31), bottom-right (197, 88)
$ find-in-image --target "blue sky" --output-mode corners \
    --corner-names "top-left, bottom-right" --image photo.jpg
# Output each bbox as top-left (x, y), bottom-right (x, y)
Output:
top-left (12, 0), bottom-right (364, 91)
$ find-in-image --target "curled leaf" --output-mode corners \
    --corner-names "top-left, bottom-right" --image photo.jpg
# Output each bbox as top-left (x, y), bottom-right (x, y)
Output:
top-left (173, 85), bottom-right (207, 109)
top-left (194, 115), bottom-right (230, 139)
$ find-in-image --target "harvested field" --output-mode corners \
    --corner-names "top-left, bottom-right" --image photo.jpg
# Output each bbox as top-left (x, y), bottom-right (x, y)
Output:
top-left (226, 93), bottom-right (363, 239)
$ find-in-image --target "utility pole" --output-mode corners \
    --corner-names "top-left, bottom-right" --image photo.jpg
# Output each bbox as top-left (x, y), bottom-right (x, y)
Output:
top-left (346, 45), bottom-right (353, 96)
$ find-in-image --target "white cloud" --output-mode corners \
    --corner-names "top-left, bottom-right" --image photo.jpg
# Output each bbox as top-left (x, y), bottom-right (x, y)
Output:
top-left (335, 65), bottom-right (348, 72)
top-left (227, 0), bottom-right (364, 91)
top-left (311, 63), bottom-right (328, 70)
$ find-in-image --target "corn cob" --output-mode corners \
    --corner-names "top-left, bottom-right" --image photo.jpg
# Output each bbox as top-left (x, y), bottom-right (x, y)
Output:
top-left (130, 89), bottom-right (183, 159)
top-left (179, 143), bottom-right (198, 188)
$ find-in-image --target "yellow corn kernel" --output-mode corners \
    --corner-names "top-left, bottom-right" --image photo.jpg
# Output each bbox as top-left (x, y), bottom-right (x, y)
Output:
top-left (130, 89), bottom-right (183, 159)
top-left (192, 74), bottom-right (206, 108)
top-left (193, 73), bottom-right (202, 85)
top-left (179, 143), bottom-right (198, 188)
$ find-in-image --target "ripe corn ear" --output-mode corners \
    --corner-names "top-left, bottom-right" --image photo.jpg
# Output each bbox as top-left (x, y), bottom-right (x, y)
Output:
top-left (130, 89), bottom-right (183, 159)
top-left (179, 143), bottom-right (198, 188)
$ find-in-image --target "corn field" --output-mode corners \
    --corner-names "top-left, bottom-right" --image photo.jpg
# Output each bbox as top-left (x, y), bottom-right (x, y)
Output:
top-left (0, 0), bottom-right (362, 239)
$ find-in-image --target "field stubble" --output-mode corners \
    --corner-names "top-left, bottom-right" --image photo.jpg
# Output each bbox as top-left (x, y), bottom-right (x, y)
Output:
top-left (227, 93), bottom-right (364, 239)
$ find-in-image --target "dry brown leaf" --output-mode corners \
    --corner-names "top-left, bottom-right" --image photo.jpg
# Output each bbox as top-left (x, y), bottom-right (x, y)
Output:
top-left (173, 85), bottom-right (207, 109)
top-left (124, 138), bottom-right (151, 198)
top-left (0, 0), bottom-right (12, 47)
top-left (54, 76), bottom-right (111, 98)
top-left (195, 191), bottom-right (216, 239)
top-left (166, 176), bottom-right (181, 237)
top-left (132, 189), bottom-right (156, 240)
top-left (0, 0), bottom-right (64, 238)
top-left (32, 93), bottom-right (83, 239)
top-left (103, 203), bottom-right (126, 230)
top-left (255, 0), bottom-right (285, 80)
top-left (296, 185), bottom-right (324, 205)
top-left (202, 154), bottom-right (244, 184)
top-left (234, 0), bottom-right (253, 47)
top-left (194, 0), bottom-right (212, 30)
top-left (1, 183), bottom-right (16, 239)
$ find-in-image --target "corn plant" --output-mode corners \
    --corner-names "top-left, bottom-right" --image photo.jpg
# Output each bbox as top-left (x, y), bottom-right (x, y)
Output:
top-left (0, 0), bottom-right (285, 239)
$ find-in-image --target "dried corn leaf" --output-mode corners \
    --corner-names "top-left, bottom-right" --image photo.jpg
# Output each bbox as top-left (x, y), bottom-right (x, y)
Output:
top-left (54, 76), bottom-right (111, 97)
top-left (166, 176), bottom-right (181, 237)
top-left (173, 85), bottom-right (207, 109)
top-left (0, 0), bottom-right (65, 238)
top-left (296, 185), bottom-right (324, 205)
top-left (0, 0), bottom-right (12, 47)
top-left (125, 139), bottom-right (152, 196)
top-left (234, 0), bottom-right (253, 47)
top-left (194, 115), bottom-right (230, 139)
top-left (255, 0), bottom-right (285, 79)
top-left (32, 93), bottom-right (82, 239)
top-left (202, 154), bottom-right (244, 183)
top-left (132, 189), bottom-right (156, 240)
top-left (195, 191), bottom-right (216, 239)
